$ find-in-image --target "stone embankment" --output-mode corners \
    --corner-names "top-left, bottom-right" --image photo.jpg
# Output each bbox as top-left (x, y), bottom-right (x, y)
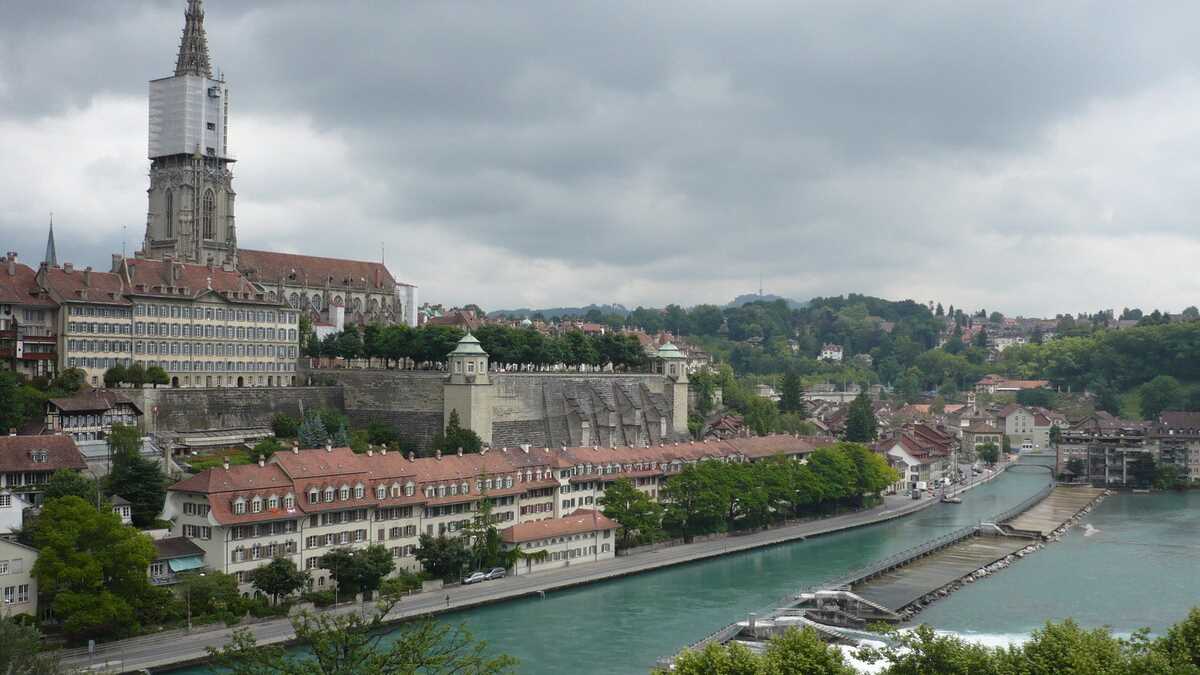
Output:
top-left (897, 488), bottom-right (1111, 621)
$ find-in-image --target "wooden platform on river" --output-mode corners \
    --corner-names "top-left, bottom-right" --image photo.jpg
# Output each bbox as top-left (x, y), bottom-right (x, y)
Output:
top-left (852, 535), bottom-right (1030, 611)
top-left (1004, 487), bottom-right (1105, 537)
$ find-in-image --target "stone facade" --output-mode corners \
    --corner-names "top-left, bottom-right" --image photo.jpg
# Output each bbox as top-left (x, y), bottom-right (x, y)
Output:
top-left (127, 386), bottom-right (344, 434)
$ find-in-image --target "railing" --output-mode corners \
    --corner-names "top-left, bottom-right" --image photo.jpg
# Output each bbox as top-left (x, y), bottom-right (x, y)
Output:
top-left (991, 477), bottom-right (1055, 525)
top-left (800, 522), bottom-right (981, 594)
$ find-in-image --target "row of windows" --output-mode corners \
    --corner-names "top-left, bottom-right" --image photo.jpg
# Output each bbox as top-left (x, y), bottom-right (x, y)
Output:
top-left (137, 322), bottom-right (296, 342)
top-left (67, 339), bottom-right (130, 353)
top-left (137, 341), bottom-right (294, 358)
top-left (305, 529), bottom-right (368, 549)
top-left (69, 306), bottom-right (132, 318)
top-left (232, 494), bottom-right (297, 515)
top-left (183, 524), bottom-right (212, 540)
top-left (183, 502), bottom-right (211, 517)
top-left (59, 413), bottom-right (137, 429)
top-left (231, 521), bottom-right (298, 540)
top-left (67, 357), bottom-right (128, 370)
top-left (231, 541), bottom-right (297, 562)
top-left (2, 584), bottom-right (30, 604)
top-left (67, 322), bottom-right (130, 335)
top-left (136, 303), bottom-right (296, 324)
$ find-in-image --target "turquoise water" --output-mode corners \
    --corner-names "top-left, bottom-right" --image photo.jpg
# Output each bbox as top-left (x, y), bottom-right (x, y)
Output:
top-left (917, 489), bottom-right (1200, 640)
top-left (168, 465), bottom-right (1051, 674)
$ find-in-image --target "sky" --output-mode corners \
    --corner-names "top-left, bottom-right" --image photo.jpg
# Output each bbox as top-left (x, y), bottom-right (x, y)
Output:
top-left (2, 1), bottom-right (1200, 317)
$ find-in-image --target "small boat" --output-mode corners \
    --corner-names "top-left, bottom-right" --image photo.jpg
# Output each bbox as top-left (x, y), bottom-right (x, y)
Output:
top-left (941, 495), bottom-right (962, 504)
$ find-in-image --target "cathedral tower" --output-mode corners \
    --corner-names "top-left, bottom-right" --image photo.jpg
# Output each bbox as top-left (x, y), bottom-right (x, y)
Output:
top-left (142, 0), bottom-right (237, 268)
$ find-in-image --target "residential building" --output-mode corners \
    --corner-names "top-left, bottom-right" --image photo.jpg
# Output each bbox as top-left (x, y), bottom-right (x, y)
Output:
top-left (149, 537), bottom-right (207, 586)
top-left (998, 404), bottom-right (1054, 452)
top-left (45, 389), bottom-right (143, 441)
top-left (960, 421), bottom-right (1004, 459)
top-left (1057, 413), bottom-right (1148, 484)
top-left (163, 435), bottom-right (826, 589)
top-left (501, 509), bottom-right (618, 576)
top-left (877, 424), bottom-right (955, 491)
top-left (0, 435), bottom-right (87, 507)
top-left (0, 538), bottom-right (37, 619)
top-left (0, 489), bottom-right (32, 538)
top-left (819, 344), bottom-right (844, 362)
top-left (112, 495), bottom-right (133, 525)
top-left (0, 253), bottom-right (58, 380)
top-left (1149, 412), bottom-right (1200, 482)
top-left (37, 263), bottom-right (134, 388)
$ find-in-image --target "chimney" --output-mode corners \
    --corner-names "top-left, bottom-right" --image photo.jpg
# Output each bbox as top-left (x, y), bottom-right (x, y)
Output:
top-left (325, 439), bottom-right (332, 452)
top-left (5, 252), bottom-right (14, 277)
top-left (435, 449), bottom-right (442, 460)
top-left (380, 447), bottom-right (387, 456)
top-left (407, 451), bottom-right (415, 461)
top-left (112, 253), bottom-right (122, 272)
top-left (367, 448), bottom-right (374, 457)
top-left (82, 267), bottom-right (92, 287)
top-left (456, 447), bottom-right (463, 457)
top-left (7, 428), bottom-right (15, 436)
top-left (63, 262), bottom-right (73, 273)
top-left (292, 441), bottom-right (299, 455)
top-left (222, 457), bottom-right (230, 470)
top-left (257, 454), bottom-right (265, 468)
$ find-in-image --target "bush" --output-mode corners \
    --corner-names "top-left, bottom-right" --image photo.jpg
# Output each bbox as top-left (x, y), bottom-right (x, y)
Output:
top-left (271, 414), bottom-right (299, 439)
top-left (301, 590), bottom-right (336, 608)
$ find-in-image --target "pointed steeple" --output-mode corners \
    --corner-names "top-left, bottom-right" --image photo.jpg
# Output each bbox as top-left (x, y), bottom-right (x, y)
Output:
top-left (174, 0), bottom-right (212, 78)
top-left (43, 215), bottom-right (57, 268)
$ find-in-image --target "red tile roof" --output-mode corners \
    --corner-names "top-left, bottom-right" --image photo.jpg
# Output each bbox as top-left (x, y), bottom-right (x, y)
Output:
top-left (49, 389), bottom-right (142, 414)
top-left (0, 262), bottom-right (56, 307)
top-left (0, 435), bottom-right (86, 472)
top-left (238, 249), bottom-right (402, 290)
top-left (501, 509), bottom-right (618, 543)
top-left (39, 265), bottom-right (130, 305)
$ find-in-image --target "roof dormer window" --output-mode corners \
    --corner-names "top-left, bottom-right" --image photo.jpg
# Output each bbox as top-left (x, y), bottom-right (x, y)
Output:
top-left (251, 497), bottom-right (263, 513)
top-left (308, 490), bottom-right (319, 504)
top-left (233, 498), bottom-right (246, 515)
top-left (324, 487), bottom-right (335, 502)
top-left (376, 485), bottom-right (386, 500)
top-left (354, 484), bottom-right (364, 499)
top-left (340, 485), bottom-right (350, 501)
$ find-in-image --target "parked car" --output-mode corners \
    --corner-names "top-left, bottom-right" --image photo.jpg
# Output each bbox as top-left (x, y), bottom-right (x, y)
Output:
top-left (462, 571), bottom-right (488, 585)
top-left (485, 567), bottom-right (507, 580)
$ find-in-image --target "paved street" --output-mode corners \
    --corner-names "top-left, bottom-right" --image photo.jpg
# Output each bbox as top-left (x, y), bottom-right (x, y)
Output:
top-left (64, 466), bottom-right (1010, 672)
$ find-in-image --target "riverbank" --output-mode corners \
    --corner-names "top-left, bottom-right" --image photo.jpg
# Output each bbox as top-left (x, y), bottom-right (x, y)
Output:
top-left (66, 465), bottom-right (1014, 673)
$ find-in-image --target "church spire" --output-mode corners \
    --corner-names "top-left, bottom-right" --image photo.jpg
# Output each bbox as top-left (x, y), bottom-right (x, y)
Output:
top-left (174, 0), bottom-right (212, 78)
top-left (43, 215), bottom-right (57, 268)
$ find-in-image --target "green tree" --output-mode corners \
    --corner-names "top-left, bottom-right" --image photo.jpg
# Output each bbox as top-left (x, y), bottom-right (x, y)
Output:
top-left (844, 392), bottom-right (877, 443)
top-left (977, 442), bottom-right (1000, 466)
top-left (208, 611), bottom-right (516, 675)
top-left (248, 557), bottom-right (309, 606)
top-left (146, 365), bottom-right (170, 388)
top-left (252, 437), bottom-right (284, 461)
top-left (414, 534), bottom-right (472, 582)
top-left (32, 496), bottom-right (160, 641)
top-left (1154, 606), bottom-right (1200, 670)
top-left (597, 478), bottom-right (663, 550)
top-left (664, 641), bottom-right (760, 675)
top-left (661, 463), bottom-right (726, 542)
top-left (762, 626), bottom-right (856, 675)
top-left (1140, 375), bottom-right (1183, 420)
top-left (125, 362), bottom-right (146, 388)
top-left (432, 409), bottom-right (483, 455)
top-left (103, 363), bottom-right (127, 388)
top-left (744, 396), bottom-right (780, 437)
top-left (317, 546), bottom-right (396, 599)
top-left (778, 372), bottom-right (807, 415)
top-left (177, 570), bottom-right (241, 621)
top-left (298, 411), bottom-right (329, 449)
top-left (332, 420), bottom-right (350, 447)
top-left (0, 617), bottom-right (70, 673)
top-left (42, 468), bottom-right (101, 506)
top-left (106, 423), bottom-right (166, 527)
top-left (271, 413), bottom-right (299, 439)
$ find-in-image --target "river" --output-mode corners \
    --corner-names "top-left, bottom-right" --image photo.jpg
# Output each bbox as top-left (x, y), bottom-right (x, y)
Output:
top-left (170, 462), bottom-right (1199, 674)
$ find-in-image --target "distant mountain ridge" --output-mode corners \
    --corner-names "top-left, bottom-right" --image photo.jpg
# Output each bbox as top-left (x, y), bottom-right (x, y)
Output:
top-left (726, 293), bottom-right (809, 310)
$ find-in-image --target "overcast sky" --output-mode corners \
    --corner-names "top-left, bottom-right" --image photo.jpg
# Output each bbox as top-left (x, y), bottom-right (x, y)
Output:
top-left (3, 1), bottom-right (1200, 316)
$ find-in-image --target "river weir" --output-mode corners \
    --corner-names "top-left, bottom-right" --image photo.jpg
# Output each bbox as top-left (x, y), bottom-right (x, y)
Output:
top-left (658, 467), bottom-right (1108, 669)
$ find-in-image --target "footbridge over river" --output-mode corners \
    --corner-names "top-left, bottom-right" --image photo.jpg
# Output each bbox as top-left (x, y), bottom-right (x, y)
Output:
top-left (663, 465), bottom-right (1107, 664)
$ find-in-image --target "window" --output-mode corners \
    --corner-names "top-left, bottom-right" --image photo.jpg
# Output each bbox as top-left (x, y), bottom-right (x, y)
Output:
top-left (202, 189), bottom-right (216, 239)
top-left (340, 486), bottom-right (350, 501)
top-left (164, 189), bottom-right (174, 238)
top-left (354, 484), bottom-right (364, 499)
top-left (0, 495), bottom-right (9, 509)
top-left (324, 487), bottom-right (335, 502)
top-left (234, 499), bottom-right (246, 515)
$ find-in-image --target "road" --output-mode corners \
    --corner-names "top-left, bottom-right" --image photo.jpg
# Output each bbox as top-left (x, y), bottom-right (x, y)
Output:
top-left (63, 464), bottom-right (1009, 673)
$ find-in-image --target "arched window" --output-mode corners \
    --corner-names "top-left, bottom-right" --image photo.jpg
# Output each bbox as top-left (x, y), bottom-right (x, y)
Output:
top-left (340, 485), bottom-right (350, 501)
top-left (376, 485), bottom-right (386, 500)
top-left (405, 482), bottom-right (414, 497)
top-left (202, 189), bottom-right (216, 239)
top-left (164, 189), bottom-right (174, 238)
top-left (354, 483), bottom-right (364, 499)
top-left (324, 487), bottom-right (334, 502)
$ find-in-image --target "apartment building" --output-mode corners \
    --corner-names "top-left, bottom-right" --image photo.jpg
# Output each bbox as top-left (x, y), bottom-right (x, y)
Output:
top-left (502, 509), bottom-right (619, 576)
top-left (0, 538), bottom-right (37, 619)
top-left (0, 253), bottom-right (58, 380)
top-left (0, 435), bottom-right (87, 507)
top-left (163, 435), bottom-right (825, 589)
top-left (45, 389), bottom-right (143, 441)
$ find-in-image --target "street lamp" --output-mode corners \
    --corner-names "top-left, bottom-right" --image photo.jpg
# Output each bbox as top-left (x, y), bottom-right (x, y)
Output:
top-left (186, 572), bottom-right (206, 631)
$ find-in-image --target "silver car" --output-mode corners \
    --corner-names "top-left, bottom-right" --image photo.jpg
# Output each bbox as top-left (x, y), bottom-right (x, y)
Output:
top-left (462, 571), bottom-right (487, 585)
top-left (485, 567), bottom-right (507, 580)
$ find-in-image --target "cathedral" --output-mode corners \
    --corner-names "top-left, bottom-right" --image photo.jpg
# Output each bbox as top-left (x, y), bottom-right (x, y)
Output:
top-left (137, 0), bottom-right (417, 327)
